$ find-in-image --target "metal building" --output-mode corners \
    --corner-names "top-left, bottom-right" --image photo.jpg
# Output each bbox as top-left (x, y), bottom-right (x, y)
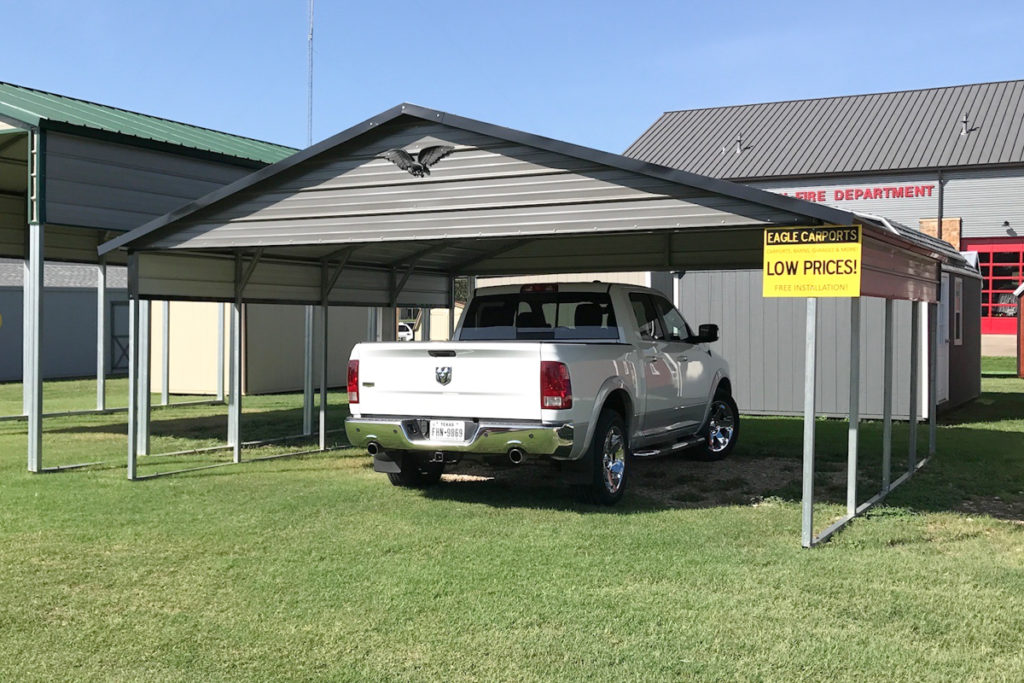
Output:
top-left (626, 79), bottom-right (1018, 346)
top-left (0, 258), bottom-right (127, 381)
top-left (619, 80), bottom-right (1011, 415)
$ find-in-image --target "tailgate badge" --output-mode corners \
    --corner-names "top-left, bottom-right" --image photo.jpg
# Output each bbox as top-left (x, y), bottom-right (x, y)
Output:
top-left (435, 366), bottom-right (452, 386)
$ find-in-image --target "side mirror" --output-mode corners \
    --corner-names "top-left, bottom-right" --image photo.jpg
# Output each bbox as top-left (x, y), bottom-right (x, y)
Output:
top-left (689, 323), bottom-right (718, 344)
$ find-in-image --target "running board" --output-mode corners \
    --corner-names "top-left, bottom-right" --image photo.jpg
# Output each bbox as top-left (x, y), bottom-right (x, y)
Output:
top-left (632, 436), bottom-right (704, 458)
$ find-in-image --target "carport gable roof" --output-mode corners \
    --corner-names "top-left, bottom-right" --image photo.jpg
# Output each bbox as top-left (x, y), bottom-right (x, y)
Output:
top-left (99, 104), bottom-right (952, 301)
top-left (102, 104), bottom-right (874, 250)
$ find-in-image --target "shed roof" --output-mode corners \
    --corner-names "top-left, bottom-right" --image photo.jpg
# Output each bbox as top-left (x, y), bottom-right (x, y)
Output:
top-left (625, 80), bottom-right (1024, 180)
top-left (0, 82), bottom-right (295, 165)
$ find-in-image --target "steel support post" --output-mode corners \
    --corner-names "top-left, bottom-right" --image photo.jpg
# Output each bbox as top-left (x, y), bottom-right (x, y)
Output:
top-left (381, 307), bottom-right (397, 342)
top-left (448, 276), bottom-right (456, 339)
top-left (928, 302), bottom-right (938, 457)
top-left (421, 308), bottom-right (431, 341)
top-left (229, 300), bottom-right (243, 463)
top-left (303, 305), bottom-right (314, 435)
top-left (25, 222), bottom-right (43, 472)
top-left (227, 303), bottom-right (238, 446)
top-left (127, 291), bottom-right (140, 480)
top-left (25, 128), bottom-right (45, 471)
top-left (908, 302), bottom-right (921, 472)
top-left (801, 297), bottom-right (818, 548)
top-left (319, 302), bottom-right (328, 451)
top-left (22, 256), bottom-right (31, 417)
top-left (847, 297), bottom-right (861, 517)
top-left (136, 300), bottom-right (151, 456)
top-left (881, 299), bottom-right (894, 492)
top-left (161, 301), bottom-right (170, 406)
top-left (367, 307), bottom-right (378, 342)
top-left (96, 259), bottom-right (107, 410)
top-left (216, 303), bottom-right (225, 402)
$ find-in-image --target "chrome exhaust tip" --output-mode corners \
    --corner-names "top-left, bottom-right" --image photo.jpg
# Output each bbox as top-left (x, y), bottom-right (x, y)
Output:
top-left (508, 448), bottom-right (526, 465)
top-left (367, 442), bottom-right (382, 457)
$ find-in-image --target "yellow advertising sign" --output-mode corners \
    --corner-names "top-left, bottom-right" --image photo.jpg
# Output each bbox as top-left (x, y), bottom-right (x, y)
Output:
top-left (762, 225), bottom-right (862, 298)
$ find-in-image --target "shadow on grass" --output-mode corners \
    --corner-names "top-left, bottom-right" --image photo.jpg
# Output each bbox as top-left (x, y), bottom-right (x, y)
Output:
top-left (34, 379), bottom-right (1024, 522)
top-left (414, 391), bottom-right (1024, 521)
top-left (48, 406), bottom-right (351, 443)
top-left (938, 390), bottom-right (1024, 426)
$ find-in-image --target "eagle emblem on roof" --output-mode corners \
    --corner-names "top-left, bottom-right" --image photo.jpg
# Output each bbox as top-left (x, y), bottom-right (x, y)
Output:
top-left (378, 145), bottom-right (455, 177)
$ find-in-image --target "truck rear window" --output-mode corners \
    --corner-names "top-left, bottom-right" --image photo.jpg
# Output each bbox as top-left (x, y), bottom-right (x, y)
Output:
top-left (460, 292), bottom-right (619, 341)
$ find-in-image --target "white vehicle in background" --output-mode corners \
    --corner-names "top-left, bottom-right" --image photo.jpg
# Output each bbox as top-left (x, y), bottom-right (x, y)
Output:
top-left (397, 322), bottom-right (415, 342)
top-left (345, 283), bottom-right (738, 504)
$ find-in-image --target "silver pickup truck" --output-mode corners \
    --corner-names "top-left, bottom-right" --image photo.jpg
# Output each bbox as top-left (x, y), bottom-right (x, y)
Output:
top-left (344, 282), bottom-right (739, 504)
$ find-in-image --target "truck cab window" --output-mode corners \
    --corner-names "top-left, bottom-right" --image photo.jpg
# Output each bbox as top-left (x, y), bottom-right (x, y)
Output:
top-left (652, 296), bottom-right (693, 341)
top-left (629, 293), bottom-right (664, 340)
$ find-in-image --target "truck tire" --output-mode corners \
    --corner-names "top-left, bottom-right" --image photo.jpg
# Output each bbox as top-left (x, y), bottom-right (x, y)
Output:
top-left (698, 391), bottom-right (739, 461)
top-left (387, 453), bottom-right (444, 487)
top-left (578, 409), bottom-right (630, 505)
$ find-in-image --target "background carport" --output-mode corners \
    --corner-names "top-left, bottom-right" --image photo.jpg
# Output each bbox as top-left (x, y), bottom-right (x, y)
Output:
top-left (101, 104), bottom-right (960, 546)
top-left (0, 82), bottom-right (296, 473)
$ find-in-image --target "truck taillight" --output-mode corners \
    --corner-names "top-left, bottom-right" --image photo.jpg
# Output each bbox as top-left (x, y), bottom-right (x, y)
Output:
top-left (540, 361), bottom-right (572, 409)
top-left (347, 360), bottom-right (359, 403)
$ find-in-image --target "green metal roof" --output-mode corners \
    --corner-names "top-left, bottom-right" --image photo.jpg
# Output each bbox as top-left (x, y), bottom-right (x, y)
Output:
top-left (0, 81), bottom-right (296, 165)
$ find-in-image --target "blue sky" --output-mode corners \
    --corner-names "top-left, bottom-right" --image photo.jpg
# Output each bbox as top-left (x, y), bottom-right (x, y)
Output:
top-left (8, 0), bottom-right (1024, 153)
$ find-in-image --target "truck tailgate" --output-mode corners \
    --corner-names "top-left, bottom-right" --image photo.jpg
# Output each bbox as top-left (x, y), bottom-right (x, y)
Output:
top-left (353, 342), bottom-right (543, 420)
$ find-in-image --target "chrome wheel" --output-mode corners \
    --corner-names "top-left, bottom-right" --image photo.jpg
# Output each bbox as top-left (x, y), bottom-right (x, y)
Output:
top-left (706, 400), bottom-right (736, 453)
top-left (602, 425), bottom-right (627, 494)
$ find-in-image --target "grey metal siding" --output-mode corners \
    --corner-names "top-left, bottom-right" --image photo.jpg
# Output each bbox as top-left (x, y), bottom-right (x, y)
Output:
top-left (0, 286), bottom-right (127, 382)
top-left (677, 269), bottom-right (921, 419)
top-left (626, 80), bottom-right (1024, 179)
top-left (746, 168), bottom-right (1024, 240)
top-left (136, 251), bottom-right (451, 308)
top-left (0, 195), bottom-right (25, 259)
top-left (243, 304), bottom-right (370, 394)
top-left (747, 173), bottom-right (942, 227)
top-left (143, 122), bottom-right (802, 252)
top-left (944, 168), bottom-right (1024, 238)
top-left (44, 132), bottom-right (257, 232)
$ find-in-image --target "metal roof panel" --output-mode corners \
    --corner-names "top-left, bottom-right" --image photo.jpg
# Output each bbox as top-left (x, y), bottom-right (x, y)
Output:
top-left (0, 82), bottom-right (296, 165)
top-left (626, 80), bottom-right (1024, 179)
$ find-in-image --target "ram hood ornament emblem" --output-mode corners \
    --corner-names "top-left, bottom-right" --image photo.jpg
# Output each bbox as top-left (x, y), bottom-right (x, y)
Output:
top-left (435, 366), bottom-right (452, 386)
top-left (378, 145), bottom-right (455, 177)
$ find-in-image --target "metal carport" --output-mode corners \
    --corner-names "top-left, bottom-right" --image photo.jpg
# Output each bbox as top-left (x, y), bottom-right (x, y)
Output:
top-left (0, 81), bottom-right (297, 473)
top-left (101, 103), bottom-right (962, 546)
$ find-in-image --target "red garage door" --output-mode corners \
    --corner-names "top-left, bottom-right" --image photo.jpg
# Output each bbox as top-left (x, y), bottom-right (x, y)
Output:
top-left (964, 238), bottom-right (1024, 334)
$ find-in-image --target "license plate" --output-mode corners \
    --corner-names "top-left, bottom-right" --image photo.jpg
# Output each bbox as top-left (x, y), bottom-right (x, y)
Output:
top-left (429, 420), bottom-right (465, 442)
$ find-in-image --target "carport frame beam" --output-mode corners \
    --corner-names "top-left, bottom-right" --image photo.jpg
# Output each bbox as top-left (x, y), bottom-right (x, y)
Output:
top-left (96, 258), bottom-right (107, 410)
top-left (25, 128), bottom-right (44, 472)
top-left (808, 294), bottom-right (937, 547)
top-left (800, 297), bottom-right (817, 548)
top-left (847, 297), bottom-right (861, 517)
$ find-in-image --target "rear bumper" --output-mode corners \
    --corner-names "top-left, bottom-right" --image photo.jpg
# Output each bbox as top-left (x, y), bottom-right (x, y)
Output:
top-left (345, 416), bottom-right (575, 459)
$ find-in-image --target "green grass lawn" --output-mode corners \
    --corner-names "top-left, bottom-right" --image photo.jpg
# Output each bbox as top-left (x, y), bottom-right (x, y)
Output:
top-left (1, 375), bottom-right (1023, 680)
top-left (982, 355), bottom-right (1018, 376)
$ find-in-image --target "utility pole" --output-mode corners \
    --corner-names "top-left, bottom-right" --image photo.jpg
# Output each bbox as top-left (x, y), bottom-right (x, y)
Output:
top-left (307, 0), bottom-right (315, 147)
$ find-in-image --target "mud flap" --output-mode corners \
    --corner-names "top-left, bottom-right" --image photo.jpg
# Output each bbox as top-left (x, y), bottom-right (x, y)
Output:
top-left (373, 454), bottom-right (401, 474)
